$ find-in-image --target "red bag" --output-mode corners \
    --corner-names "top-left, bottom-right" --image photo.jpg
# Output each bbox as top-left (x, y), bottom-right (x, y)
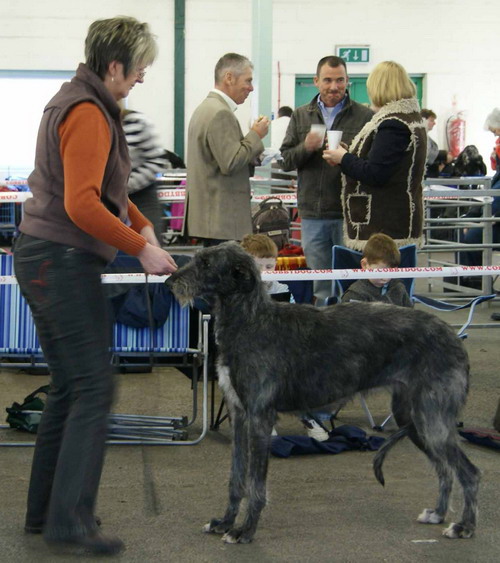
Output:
top-left (278, 243), bottom-right (304, 257)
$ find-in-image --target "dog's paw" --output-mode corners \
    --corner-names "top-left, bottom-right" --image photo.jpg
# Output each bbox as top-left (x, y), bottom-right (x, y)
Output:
top-left (202, 519), bottom-right (229, 535)
top-left (417, 508), bottom-right (444, 524)
top-left (442, 523), bottom-right (474, 539)
top-left (222, 528), bottom-right (253, 544)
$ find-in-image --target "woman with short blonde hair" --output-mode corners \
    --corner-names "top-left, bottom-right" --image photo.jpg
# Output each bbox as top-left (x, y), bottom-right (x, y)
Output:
top-left (366, 60), bottom-right (416, 109)
top-left (15, 16), bottom-right (176, 555)
top-left (322, 61), bottom-right (426, 250)
top-left (85, 16), bottom-right (158, 79)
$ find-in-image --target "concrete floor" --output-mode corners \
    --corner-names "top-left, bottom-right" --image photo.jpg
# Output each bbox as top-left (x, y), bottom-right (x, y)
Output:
top-left (1, 303), bottom-right (499, 562)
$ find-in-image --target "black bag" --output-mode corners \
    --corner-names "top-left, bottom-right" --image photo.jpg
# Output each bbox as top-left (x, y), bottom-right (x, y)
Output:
top-left (106, 251), bottom-right (174, 329)
top-left (251, 197), bottom-right (290, 250)
top-left (113, 283), bottom-right (173, 329)
top-left (5, 385), bottom-right (50, 433)
top-left (452, 145), bottom-right (487, 178)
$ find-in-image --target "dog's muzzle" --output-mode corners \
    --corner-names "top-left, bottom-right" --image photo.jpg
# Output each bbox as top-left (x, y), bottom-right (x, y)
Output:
top-left (166, 270), bottom-right (196, 307)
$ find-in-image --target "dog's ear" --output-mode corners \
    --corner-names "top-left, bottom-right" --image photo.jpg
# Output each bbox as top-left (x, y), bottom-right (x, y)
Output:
top-left (231, 258), bottom-right (258, 294)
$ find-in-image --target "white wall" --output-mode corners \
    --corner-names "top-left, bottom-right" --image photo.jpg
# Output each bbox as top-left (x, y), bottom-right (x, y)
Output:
top-left (0, 1), bottom-right (174, 170)
top-left (1, 0), bottom-right (499, 172)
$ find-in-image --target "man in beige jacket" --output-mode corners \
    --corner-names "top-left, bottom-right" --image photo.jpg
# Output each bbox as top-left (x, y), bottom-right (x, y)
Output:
top-left (185, 53), bottom-right (269, 245)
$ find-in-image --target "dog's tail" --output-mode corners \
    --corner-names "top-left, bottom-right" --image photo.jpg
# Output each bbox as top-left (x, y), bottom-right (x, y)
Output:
top-left (373, 425), bottom-right (410, 486)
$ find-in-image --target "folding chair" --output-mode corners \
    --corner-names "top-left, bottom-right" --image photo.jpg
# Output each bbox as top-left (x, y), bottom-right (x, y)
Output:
top-left (329, 244), bottom-right (495, 430)
top-left (0, 252), bottom-right (210, 446)
top-left (110, 302), bottom-right (210, 445)
top-left (0, 253), bottom-right (44, 370)
top-left (99, 251), bottom-right (210, 445)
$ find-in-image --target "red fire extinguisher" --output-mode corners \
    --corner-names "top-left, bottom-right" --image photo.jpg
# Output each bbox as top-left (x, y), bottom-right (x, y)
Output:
top-left (446, 99), bottom-right (466, 158)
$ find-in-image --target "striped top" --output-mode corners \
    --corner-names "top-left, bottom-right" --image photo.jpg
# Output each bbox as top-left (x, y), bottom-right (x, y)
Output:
top-left (122, 110), bottom-right (171, 194)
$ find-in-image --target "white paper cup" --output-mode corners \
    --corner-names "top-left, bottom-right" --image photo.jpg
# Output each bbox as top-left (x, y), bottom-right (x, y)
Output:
top-left (327, 130), bottom-right (343, 149)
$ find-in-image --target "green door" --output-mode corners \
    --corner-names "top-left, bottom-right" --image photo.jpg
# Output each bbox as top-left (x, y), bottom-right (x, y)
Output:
top-left (294, 75), bottom-right (320, 108)
top-left (294, 74), bottom-right (423, 109)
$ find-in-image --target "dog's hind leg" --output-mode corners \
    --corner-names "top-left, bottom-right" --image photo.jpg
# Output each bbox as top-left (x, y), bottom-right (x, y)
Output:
top-left (415, 442), bottom-right (454, 526)
top-left (204, 401), bottom-right (248, 535)
top-left (442, 445), bottom-right (480, 539)
top-left (408, 424), bottom-right (479, 537)
top-left (222, 409), bottom-right (275, 544)
top-left (398, 407), bottom-right (479, 537)
top-left (391, 390), bottom-right (454, 526)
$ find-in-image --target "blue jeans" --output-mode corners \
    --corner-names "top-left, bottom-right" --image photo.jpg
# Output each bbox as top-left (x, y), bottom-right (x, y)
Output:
top-left (14, 234), bottom-right (114, 540)
top-left (459, 224), bottom-right (500, 266)
top-left (301, 218), bottom-right (343, 304)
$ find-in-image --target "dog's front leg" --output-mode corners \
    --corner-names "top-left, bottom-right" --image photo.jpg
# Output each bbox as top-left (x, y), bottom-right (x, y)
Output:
top-left (203, 402), bottom-right (248, 535)
top-left (222, 410), bottom-right (274, 544)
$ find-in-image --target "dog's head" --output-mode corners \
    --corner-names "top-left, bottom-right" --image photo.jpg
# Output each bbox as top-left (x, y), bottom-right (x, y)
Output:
top-left (166, 242), bottom-right (262, 307)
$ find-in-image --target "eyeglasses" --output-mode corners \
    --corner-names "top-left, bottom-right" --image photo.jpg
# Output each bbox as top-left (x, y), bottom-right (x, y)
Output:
top-left (136, 69), bottom-right (146, 80)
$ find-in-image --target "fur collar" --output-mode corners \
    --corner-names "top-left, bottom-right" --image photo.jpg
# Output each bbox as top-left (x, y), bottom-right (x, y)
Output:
top-left (373, 97), bottom-right (421, 120)
top-left (350, 98), bottom-right (422, 152)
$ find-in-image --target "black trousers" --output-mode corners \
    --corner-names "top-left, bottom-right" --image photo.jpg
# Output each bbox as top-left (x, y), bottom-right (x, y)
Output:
top-left (14, 234), bottom-right (114, 540)
top-left (129, 184), bottom-right (163, 242)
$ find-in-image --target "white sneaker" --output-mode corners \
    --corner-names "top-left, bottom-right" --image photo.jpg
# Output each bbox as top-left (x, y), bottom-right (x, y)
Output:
top-left (302, 418), bottom-right (329, 442)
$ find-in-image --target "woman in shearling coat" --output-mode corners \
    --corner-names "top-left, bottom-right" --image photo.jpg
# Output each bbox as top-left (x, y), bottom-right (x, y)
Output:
top-left (323, 61), bottom-right (427, 251)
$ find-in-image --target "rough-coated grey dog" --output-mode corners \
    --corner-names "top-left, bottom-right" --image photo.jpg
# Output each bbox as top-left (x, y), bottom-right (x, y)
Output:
top-left (167, 242), bottom-right (479, 544)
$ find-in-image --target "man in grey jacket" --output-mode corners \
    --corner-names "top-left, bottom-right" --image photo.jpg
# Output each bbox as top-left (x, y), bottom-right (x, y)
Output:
top-left (280, 55), bottom-right (373, 303)
top-left (185, 53), bottom-right (269, 246)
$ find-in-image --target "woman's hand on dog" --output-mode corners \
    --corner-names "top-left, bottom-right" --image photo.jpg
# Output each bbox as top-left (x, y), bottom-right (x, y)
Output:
top-left (138, 243), bottom-right (177, 275)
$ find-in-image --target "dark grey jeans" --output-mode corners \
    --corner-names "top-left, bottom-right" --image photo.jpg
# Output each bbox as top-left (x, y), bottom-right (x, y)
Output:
top-left (14, 233), bottom-right (115, 540)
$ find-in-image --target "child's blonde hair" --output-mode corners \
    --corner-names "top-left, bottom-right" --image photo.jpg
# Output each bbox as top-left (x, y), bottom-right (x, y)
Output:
top-left (240, 234), bottom-right (278, 258)
top-left (363, 233), bottom-right (401, 267)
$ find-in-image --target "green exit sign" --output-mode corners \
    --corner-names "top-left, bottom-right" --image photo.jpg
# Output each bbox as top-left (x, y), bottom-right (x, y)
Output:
top-left (336, 46), bottom-right (370, 64)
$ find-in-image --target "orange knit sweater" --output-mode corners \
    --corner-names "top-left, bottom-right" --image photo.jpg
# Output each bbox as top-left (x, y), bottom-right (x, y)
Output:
top-left (59, 102), bottom-right (151, 256)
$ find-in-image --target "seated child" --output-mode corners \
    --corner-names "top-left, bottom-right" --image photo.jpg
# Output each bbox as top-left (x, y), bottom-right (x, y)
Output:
top-left (240, 234), bottom-right (329, 441)
top-left (240, 234), bottom-right (291, 300)
top-left (341, 233), bottom-right (413, 307)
